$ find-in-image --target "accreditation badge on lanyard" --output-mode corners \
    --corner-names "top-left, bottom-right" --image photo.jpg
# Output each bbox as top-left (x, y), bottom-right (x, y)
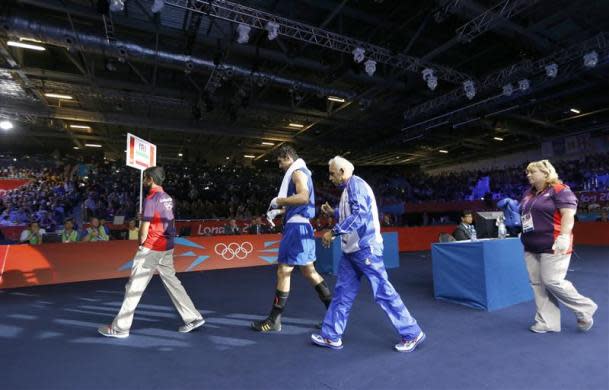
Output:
top-left (521, 212), bottom-right (534, 233)
top-left (521, 194), bottom-right (539, 233)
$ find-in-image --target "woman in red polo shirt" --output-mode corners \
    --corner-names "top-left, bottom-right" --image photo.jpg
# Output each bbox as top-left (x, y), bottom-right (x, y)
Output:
top-left (521, 160), bottom-right (597, 333)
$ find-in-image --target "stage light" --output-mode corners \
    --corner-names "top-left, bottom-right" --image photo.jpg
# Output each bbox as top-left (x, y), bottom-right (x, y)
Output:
top-left (583, 51), bottom-right (598, 68)
top-left (7, 41), bottom-right (45, 51)
top-left (44, 93), bottom-right (73, 99)
top-left (518, 79), bottom-right (530, 91)
top-left (545, 63), bottom-right (558, 78)
top-left (364, 59), bottom-right (376, 76)
top-left (237, 24), bottom-right (251, 44)
top-left (0, 120), bottom-right (14, 130)
top-left (265, 21), bottom-right (279, 40)
top-left (109, 0), bottom-right (125, 12)
top-left (151, 0), bottom-right (164, 13)
top-left (422, 68), bottom-right (438, 91)
top-left (352, 47), bottom-right (365, 63)
top-left (463, 80), bottom-right (476, 100)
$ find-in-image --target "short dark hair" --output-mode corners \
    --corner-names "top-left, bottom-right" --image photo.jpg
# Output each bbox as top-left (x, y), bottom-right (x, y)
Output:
top-left (276, 145), bottom-right (299, 161)
top-left (461, 210), bottom-right (473, 218)
top-left (144, 166), bottom-right (165, 185)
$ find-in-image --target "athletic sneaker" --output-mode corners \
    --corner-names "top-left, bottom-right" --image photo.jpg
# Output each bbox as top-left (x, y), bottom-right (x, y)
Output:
top-left (178, 318), bottom-right (205, 333)
top-left (311, 333), bottom-right (343, 350)
top-left (251, 318), bottom-right (281, 332)
top-left (394, 331), bottom-right (426, 352)
top-left (98, 325), bottom-right (129, 339)
top-left (529, 323), bottom-right (559, 334)
top-left (577, 303), bottom-right (597, 332)
top-left (577, 318), bottom-right (594, 332)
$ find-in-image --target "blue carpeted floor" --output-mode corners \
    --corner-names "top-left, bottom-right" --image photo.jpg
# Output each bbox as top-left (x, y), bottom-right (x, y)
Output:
top-left (1, 246), bottom-right (607, 390)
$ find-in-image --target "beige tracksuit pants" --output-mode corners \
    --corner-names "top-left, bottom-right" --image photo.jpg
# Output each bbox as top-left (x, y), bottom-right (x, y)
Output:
top-left (524, 251), bottom-right (597, 331)
top-left (112, 247), bottom-right (202, 332)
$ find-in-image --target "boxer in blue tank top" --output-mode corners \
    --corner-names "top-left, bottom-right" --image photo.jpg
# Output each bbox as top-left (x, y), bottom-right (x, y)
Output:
top-left (252, 146), bottom-right (332, 332)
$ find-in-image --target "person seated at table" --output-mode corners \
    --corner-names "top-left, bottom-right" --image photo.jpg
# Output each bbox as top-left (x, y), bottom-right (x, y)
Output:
top-left (127, 219), bottom-right (139, 240)
top-left (453, 210), bottom-right (477, 241)
top-left (247, 217), bottom-right (268, 235)
top-left (61, 218), bottom-right (79, 243)
top-left (20, 221), bottom-right (45, 245)
top-left (82, 217), bottom-right (110, 242)
top-left (224, 219), bottom-right (240, 235)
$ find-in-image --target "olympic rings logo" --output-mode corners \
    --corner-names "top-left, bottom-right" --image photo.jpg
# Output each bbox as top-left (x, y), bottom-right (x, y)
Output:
top-left (214, 242), bottom-right (254, 260)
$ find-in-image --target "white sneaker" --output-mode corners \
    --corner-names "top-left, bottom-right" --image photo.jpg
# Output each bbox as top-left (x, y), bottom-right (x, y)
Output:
top-left (311, 333), bottom-right (343, 350)
top-left (178, 318), bottom-right (205, 333)
top-left (577, 303), bottom-right (598, 332)
top-left (394, 331), bottom-right (426, 352)
top-left (529, 323), bottom-right (559, 333)
top-left (577, 317), bottom-right (594, 332)
top-left (98, 325), bottom-right (129, 339)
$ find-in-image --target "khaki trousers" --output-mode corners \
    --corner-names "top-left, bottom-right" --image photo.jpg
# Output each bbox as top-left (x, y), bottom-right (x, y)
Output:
top-left (524, 251), bottom-right (597, 330)
top-left (112, 247), bottom-right (202, 332)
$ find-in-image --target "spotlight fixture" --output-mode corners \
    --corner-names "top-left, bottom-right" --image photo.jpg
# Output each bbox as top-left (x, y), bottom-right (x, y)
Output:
top-left (422, 68), bottom-right (438, 91)
top-left (583, 51), bottom-right (598, 68)
top-left (463, 80), bottom-right (476, 100)
top-left (545, 63), bottom-right (558, 78)
top-left (265, 21), bottom-right (279, 41)
top-left (237, 24), bottom-right (251, 44)
top-left (364, 59), bottom-right (376, 76)
top-left (109, 0), bottom-right (125, 12)
top-left (502, 83), bottom-right (514, 97)
top-left (151, 0), bottom-right (164, 13)
top-left (0, 120), bottom-right (14, 130)
top-left (352, 47), bottom-right (365, 63)
top-left (518, 79), bottom-right (530, 91)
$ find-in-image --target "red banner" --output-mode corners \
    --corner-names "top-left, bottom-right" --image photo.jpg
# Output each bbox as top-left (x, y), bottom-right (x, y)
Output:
top-left (0, 234), bottom-right (282, 289)
top-left (0, 179), bottom-right (31, 197)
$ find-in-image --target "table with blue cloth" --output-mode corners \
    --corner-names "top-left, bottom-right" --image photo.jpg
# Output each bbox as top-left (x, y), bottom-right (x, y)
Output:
top-left (315, 232), bottom-right (400, 274)
top-left (431, 238), bottom-right (533, 311)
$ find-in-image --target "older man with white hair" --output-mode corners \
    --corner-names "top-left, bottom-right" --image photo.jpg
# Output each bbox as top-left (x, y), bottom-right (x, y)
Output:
top-left (311, 156), bottom-right (425, 352)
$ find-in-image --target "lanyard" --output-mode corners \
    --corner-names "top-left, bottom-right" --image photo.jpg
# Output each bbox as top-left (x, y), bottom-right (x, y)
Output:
top-left (522, 188), bottom-right (546, 215)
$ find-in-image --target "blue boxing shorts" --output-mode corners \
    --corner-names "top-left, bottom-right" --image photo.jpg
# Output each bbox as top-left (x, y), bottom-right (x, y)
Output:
top-left (277, 223), bottom-right (316, 265)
